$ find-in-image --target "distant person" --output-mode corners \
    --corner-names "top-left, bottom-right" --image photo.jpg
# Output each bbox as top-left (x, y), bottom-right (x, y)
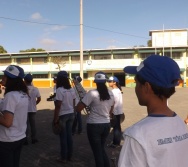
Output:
top-left (47, 76), bottom-right (57, 105)
top-left (24, 74), bottom-right (41, 144)
top-left (118, 55), bottom-right (188, 167)
top-left (0, 65), bottom-right (29, 167)
top-left (107, 76), bottom-right (124, 148)
top-left (76, 71), bottom-right (114, 167)
top-left (53, 71), bottom-right (76, 163)
top-left (72, 76), bottom-right (83, 135)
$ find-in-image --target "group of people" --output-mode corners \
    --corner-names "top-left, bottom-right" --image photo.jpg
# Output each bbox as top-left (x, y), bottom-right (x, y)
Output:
top-left (53, 54), bottom-right (188, 167)
top-left (52, 70), bottom-right (124, 166)
top-left (0, 54), bottom-right (188, 167)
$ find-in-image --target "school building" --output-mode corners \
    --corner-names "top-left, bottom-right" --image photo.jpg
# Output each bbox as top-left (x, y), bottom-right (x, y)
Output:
top-left (0, 28), bottom-right (188, 88)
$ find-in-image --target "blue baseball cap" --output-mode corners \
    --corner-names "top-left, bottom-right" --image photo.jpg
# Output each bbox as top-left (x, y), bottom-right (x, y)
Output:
top-left (3, 65), bottom-right (25, 79)
top-left (94, 71), bottom-right (108, 83)
top-left (108, 76), bottom-right (119, 83)
top-left (123, 55), bottom-right (181, 88)
top-left (57, 71), bottom-right (68, 78)
top-left (24, 73), bottom-right (33, 82)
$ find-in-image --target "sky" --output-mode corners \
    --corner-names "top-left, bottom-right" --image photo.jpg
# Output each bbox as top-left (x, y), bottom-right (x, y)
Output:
top-left (0, 0), bottom-right (188, 53)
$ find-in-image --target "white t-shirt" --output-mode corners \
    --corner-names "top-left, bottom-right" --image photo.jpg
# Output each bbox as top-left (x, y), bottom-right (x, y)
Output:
top-left (27, 85), bottom-right (41, 113)
top-left (0, 91), bottom-right (29, 142)
top-left (118, 114), bottom-right (188, 167)
top-left (81, 89), bottom-right (114, 124)
top-left (56, 87), bottom-right (76, 116)
top-left (112, 88), bottom-right (123, 115)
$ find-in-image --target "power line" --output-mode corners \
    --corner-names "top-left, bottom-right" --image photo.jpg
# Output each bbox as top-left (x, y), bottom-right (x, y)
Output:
top-left (84, 25), bottom-right (149, 39)
top-left (0, 16), bottom-right (79, 27)
top-left (0, 16), bottom-right (149, 39)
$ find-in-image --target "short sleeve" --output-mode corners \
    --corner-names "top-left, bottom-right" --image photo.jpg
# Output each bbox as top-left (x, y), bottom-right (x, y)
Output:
top-left (2, 93), bottom-right (18, 114)
top-left (56, 88), bottom-right (63, 101)
top-left (118, 135), bottom-right (147, 167)
top-left (81, 90), bottom-right (93, 106)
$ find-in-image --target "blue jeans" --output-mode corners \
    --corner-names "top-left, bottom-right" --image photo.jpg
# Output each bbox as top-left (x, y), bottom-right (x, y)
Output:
top-left (59, 113), bottom-right (75, 160)
top-left (72, 111), bottom-right (82, 134)
top-left (112, 114), bottom-right (122, 145)
top-left (26, 112), bottom-right (37, 140)
top-left (87, 123), bottom-right (111, 167)
top-left (0, 138), bottom-right (25, 167)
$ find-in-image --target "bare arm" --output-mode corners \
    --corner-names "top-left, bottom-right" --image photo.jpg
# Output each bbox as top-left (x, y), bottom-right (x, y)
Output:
top-left (76, 102), bottom-right (85, 112)
top-left (53, 100), bottom-right (62, 123)
top-left (36, 96), bottom-right (41, 105)
top-left (109, 104), bottom-right (114, 119)
top-left (0, 111), bottom-right (14, 128)
top-left (184, 115), bottom-right (188, 124)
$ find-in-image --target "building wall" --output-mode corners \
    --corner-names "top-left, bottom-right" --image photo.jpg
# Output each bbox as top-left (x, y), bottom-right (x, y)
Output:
top-left (151, 29), bottom-right (188, 47)
top-left (0, 46), bottom-right (187, 88)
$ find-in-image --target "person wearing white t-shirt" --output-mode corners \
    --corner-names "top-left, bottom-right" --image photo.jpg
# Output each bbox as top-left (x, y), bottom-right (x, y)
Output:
top-left (24, 74), bottom-right (41, 144)
top-left (76, 71), bottom-right (114, 167)
top-left (53, 71), bottom-right (76, 163)
top-left (118, 55), bottom-right (188, 167)
top-left (0, 65), bottom-right (29, 167)
top-left (107, 76), bottom-right (124, 148)
top-left (72, 76), bottom-right (83, 135)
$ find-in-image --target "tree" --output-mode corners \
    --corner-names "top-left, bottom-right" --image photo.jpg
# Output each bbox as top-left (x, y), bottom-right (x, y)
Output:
top-left (0, 45), bottom-right (7, 53)
top-left (19, 48), bottom-right (45, 52)
top-left (51, 56), bottom-right (66, 71)
top-left (147, 40), bottom-right (152, 47)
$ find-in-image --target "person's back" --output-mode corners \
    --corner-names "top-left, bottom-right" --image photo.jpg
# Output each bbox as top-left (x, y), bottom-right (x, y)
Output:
top-left (120, 115), bottom-right (188, 166)
top-left (27, 85), bottom-right (41, 112)
top-left (118, 55), bottom-right (188, 167)
top-left (24, 74), bottom-right (41, 144)
top-left (85, 89), bottom-right (114, 124)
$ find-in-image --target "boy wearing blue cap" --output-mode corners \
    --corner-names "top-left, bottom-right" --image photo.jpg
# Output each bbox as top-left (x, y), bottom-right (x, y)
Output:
top-left (118, 55), bottom-right (188, 167)
top-left (24, 74), bottom-right (41, 144)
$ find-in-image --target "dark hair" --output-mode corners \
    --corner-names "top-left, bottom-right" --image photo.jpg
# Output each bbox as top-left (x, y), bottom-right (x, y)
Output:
top-left (4, 76), bottom-right (28, 96)
top-left (116, 82), bottom-right (123, 94)
top-left (96, 83), bottom-right (110, 101)
top-left (56, 76), bottom-right (71, 89)
top-left (135, 74), bottom-right (175, 99)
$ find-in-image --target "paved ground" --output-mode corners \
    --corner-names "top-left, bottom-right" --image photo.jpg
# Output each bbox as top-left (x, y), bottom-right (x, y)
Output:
top-left (18, 87), bottom-right (188, 167)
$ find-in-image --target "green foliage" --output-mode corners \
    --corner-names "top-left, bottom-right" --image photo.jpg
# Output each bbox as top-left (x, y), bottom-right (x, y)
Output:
top-left (147, 40), bottom-right (152, 47)
top-left (19, 48), bottom-right (45, 52)
top-left (0, 45), bottom-right (7, 53)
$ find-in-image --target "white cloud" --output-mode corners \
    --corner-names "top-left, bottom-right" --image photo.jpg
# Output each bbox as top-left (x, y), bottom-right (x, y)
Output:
top-left (63, 41), bottom-right (74, 47)
top-left (40, 38), bottom-right (57, 45)
top-left (30, 12), bottom-right (43, 20)
top-left (51, 25), bottom-right (67, 31)
top-left (107, 45), bottom-right (118, 49)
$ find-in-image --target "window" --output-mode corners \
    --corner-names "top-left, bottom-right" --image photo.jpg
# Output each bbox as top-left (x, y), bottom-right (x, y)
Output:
top-left (32, 57), bottom-right (48, 64)
top-left (93, 54), bottom-right (111, 60)
top-left (165, 52), bottom-right (181, 59)
top-left (0, 59), bottom-right (11, 65)
top-left (113, 54), bottom-right (133, 59)
top-left (84, 55), bottom-right (88, 60)
top-left (17, 58), bottom-right (30, 64)
top-left (71, 73), bottom-right (88, 79)
top-left (140, 53), bottom-right (153, 59)
top-left (32, 74), bottom-right (48, 78)
top-left (71, 56), bottom-right (80, 63)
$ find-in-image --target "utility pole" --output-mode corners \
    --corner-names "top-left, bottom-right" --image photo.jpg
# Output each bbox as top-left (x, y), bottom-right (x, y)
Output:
top-left (80, 0), bottom-right (83, 81)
